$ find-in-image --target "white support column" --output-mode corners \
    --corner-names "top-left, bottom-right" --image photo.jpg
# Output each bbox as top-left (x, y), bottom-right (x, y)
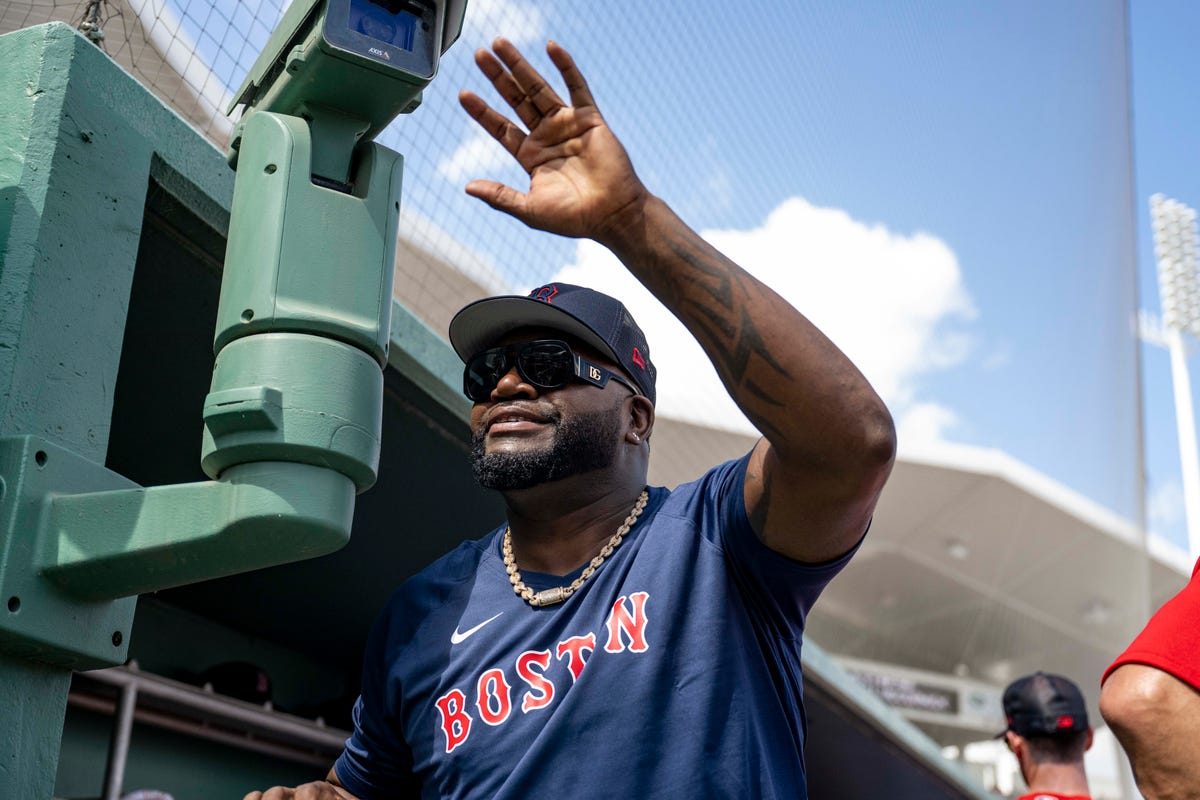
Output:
top-left (1150, 194), bottom-right (1200, 559)
top-left (1166, 327), bottom-right (1200, 559)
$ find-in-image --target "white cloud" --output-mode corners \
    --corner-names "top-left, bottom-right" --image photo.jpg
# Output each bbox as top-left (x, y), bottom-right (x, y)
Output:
top-left (460, 0), bottom-right (547, 47)
top-left (548, 196), bottom-right (975, 445)
top-left (1148, 479), bottom-right (1184, 534)
top-left (981, 345), bottom-right (1011, 371)
top-left (437, 129), bottom-right (515, 184)
top-left (437, 0), bottom-right (553, 186)
top-left (896, 403), bottom-right (961, 446)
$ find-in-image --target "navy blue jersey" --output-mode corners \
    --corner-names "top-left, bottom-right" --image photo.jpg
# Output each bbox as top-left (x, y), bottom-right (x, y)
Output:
top-left (335, 454), bottom-right (858, 799)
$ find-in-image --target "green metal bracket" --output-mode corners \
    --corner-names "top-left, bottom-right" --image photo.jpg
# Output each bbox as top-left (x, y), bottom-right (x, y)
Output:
top-left (0, 110), bottom-right (398, 666)
top-left (306, 107), bottom-right (371, 187)
top-left (0, 435), bottom-right (355, 669)
top-left (0, 105), bottom-right (399, 675)
top-left (0, 436), bottom-right (137, 670)
top-left (0, 62), bottom-right (398, 677)
top-left (41, 459), bottom-right (354, 602)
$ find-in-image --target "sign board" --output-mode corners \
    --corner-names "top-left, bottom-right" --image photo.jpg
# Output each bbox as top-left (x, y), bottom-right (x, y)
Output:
top-left (834, 656), bottom-right (1004, 735)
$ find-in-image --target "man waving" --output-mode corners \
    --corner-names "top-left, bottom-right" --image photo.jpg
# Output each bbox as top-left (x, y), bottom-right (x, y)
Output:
top-left (246, 37), bottom-right (895, 800)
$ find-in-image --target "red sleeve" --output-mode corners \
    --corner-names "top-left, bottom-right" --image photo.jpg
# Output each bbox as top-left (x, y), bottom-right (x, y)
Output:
top-left (1103, 556), bottom-right (1200, 690)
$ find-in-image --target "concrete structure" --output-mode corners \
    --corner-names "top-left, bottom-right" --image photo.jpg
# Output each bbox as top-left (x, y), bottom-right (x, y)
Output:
top-left (0, 0), bottom-right (232, 147)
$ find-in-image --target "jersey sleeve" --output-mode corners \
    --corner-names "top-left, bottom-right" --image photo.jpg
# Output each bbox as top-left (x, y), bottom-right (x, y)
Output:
top-left (1103, 555), bottom-right (1200, 690)
top-left (334, 594), bottom-right (422, 799)
top-left (689, 453), bottom-right (862, 635)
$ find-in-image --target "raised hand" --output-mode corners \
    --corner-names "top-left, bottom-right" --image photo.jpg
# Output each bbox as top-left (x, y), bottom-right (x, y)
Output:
top-left (458, 38), bottom-right (648, 244)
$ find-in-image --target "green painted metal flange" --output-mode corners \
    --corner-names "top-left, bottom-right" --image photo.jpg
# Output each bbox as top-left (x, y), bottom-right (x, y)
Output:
top-left (0, 436), bottom-right (137, 670)
top-left (41, 459), bottom-right (354, 601)
top-left (0, 434), bottom-right (357, 662)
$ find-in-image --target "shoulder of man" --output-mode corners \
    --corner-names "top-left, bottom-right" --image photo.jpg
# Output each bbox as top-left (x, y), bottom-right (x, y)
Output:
top-left (381, 528), bottom-right (504, 623)
top-left (654, 452), bottom-right (753, 510)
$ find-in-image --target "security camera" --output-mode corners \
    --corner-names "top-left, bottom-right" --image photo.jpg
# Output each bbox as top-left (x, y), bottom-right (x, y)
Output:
top-left (210, 0), bottom-right (465, 378)
top-left (227, 0), bottom-right (465, 157)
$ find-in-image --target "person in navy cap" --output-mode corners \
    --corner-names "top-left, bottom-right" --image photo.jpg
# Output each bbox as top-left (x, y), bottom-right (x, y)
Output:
top-left (999, 672), bottom-right (1094, 800)
top-left (246, 36), bottom-right (895, 800)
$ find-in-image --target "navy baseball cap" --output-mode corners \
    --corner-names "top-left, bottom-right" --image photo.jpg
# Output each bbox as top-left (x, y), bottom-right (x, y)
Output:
top-left (449, 283), bottom-right (657, 404)
top-left (997, 672), bottom-right (1090, 738)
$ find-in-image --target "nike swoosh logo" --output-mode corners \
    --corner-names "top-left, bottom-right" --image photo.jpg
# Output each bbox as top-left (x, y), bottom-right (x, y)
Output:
top-left (451, 612), bottom-right (504, 644)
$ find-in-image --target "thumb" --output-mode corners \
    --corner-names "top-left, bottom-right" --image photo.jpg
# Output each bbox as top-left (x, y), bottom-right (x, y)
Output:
top-left (465, 180), bottom-right (530, 222)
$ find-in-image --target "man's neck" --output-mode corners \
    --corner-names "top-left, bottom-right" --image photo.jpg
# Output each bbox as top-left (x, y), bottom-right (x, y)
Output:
top-left (501, 473), bottom-right (647, 576)
top-left (1022, 761), bottom-right (1090, 798)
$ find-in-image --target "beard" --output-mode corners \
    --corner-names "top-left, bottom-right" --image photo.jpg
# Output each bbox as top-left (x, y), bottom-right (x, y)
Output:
top-left (471, 405), bottom-right (624, 491)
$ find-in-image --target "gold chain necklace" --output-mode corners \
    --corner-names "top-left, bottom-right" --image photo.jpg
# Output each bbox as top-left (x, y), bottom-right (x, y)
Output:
top-left (503, 490), bottom-right (649, 607)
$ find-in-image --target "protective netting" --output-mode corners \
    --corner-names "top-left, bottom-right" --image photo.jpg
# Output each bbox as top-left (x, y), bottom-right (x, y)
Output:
top-left (2, 3), bottom-right (1158, 796)
top-left (3, 0), bottom-right (254, 143)
top-left (1, 2), bottom-right (1145, 512)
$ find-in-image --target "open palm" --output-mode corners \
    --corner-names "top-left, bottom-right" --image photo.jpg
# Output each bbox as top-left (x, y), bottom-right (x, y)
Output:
top-left (459, 39), bottom-right (647, 243)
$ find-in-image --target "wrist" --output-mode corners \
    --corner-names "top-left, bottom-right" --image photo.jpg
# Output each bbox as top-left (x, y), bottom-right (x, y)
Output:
top-left (594, 190), bottom-right (658, 255)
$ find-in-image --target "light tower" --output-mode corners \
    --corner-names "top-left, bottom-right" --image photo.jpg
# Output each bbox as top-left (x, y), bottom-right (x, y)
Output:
top-left (1149, 194), bottom-right (1200, 558)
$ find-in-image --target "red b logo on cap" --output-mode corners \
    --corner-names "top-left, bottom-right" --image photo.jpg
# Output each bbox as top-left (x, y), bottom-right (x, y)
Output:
top-left (1056, 715), bottom-right (1074, 729)
top-left (530, 285), bottom-right (558, 304)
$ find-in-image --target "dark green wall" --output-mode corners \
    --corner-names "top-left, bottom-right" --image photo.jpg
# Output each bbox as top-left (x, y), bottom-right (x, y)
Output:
top-left (56, 707), bottom-right (319, 800)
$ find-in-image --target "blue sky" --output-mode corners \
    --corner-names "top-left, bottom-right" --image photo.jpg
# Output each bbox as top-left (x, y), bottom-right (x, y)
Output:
top-left (160, 0), bottom-right (1198, 550)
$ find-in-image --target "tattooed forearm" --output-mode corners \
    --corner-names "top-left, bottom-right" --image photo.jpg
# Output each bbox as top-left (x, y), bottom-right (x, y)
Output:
top-left (730, 307), bottom-right (790, 384)
top-left (668, 236), bottom-right (751, 310)
top-left (661, 235), bottom-right (793, 396)
top-left (687, 297), bottom-right (738, 342)
top-left (683, 287), bottom-right (793, 402)
top-left (744, 378), bottom-right (785, 408)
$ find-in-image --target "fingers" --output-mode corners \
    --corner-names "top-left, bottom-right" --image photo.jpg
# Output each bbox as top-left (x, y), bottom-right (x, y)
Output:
top-left (459, 90), bottom-right (525, 158)
top-left (491, 37), bottom-right (565, 117)
top-left (474, 48), bottom-right (543, 130)
top-left (467, 38), bottom-right (597, 144)
top-left (243, 782), bottom-right (350, 799)
top-left (546, 40), bottom-right (596, 110)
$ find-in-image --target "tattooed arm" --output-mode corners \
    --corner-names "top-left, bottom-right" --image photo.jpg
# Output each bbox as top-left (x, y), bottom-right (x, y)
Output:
top-left (460, 39), bottom-right (895, 561)
top-left (603, 198), bottom-right (895, 561)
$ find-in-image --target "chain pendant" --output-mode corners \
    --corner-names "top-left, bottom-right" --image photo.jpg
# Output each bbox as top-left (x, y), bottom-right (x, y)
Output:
top-left (531, 586), bottom-right (567, 607)
top-left (504, 490), bottom-right (648, 609)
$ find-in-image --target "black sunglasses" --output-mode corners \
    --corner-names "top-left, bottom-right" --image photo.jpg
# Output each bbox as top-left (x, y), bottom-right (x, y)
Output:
top-left (463, 339), bottom-right (641, 402)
